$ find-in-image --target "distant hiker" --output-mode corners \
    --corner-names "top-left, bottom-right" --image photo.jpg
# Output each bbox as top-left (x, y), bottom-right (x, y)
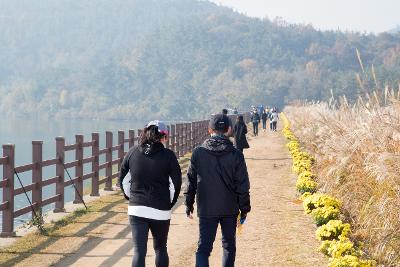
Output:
top-left (261, 109), bottom-right (268, 132)
top-left (222, 108), bottom-right (233, 137)
top-left (119, 120), bottom-right (182, 267)
top-left (268, 108), bottom-right (273, 131)
top-left (251, 111), bottom-right (260, 136)
top-left (258, 105), bottom-right (264, 115)
top-left (271, 109), bottom-right (279, 132)
top-left (233, 115), bottom-right (250, 152)
top-left (185, 114), bottom-right (251, 267)
top-left (233, 107), bottom-right (238, 115)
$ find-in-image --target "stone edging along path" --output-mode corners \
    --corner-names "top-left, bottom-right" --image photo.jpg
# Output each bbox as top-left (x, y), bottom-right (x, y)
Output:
top-left (0, 124), bottom-right (327, 267)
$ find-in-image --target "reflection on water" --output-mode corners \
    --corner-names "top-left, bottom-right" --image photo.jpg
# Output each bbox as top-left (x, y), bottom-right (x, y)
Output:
top-left (0, 117), bottom-right (145, 228)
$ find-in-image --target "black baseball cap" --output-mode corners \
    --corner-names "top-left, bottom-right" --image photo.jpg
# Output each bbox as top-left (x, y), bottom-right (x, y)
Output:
top-left (209, 114), bottom-right (229, 132)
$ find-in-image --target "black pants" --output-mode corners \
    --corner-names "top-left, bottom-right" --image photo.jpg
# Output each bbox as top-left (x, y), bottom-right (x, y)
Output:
top-left (272, 121), bottom-right (277, 131)
top-left (252, 122), bottom-right (259, 136)
top-left (196, 216), bottom-right (237, 267)
top-left (269, 121), bottom-right (273, 130)
top-left (262, 120), bottom-right (267, 129)
top-left (129, 215), bottom-right (170, 267)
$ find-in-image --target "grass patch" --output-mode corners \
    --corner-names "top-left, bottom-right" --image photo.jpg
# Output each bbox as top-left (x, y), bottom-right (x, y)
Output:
top-left (0, 153), bottom-right (192, 266)
top-left (0, 193), bottom-right (123, 266)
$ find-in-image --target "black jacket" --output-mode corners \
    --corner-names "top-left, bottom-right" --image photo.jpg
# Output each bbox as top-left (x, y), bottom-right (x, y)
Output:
top-left (261, 112), bottom-right (269, 121)
top-left (233, 122), bottom-right (249, 150)
top-left (119, 142), bottom-right (182, 210)
top-left (184, 136), bottom-right (251, 217)
top-left (251, 113), bottom-right (260, 123)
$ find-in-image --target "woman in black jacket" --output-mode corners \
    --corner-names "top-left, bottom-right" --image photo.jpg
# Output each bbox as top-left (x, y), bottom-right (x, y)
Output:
top-left (119, 120), bottom-right (182, 267)
top-left (250, 111), bottom-right (260, 136)
top-left (261, 109), bottom-right (268, 132)
top-left (233, 115), bottom-right (250, 152)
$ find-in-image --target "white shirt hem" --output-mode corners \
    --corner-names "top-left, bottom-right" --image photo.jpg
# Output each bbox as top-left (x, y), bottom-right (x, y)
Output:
top-left (128, 205), bottom-right (171, 220)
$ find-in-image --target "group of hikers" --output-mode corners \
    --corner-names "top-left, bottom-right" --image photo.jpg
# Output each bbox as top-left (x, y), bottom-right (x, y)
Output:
top-left (119, 107), bottom-right (265, 267)
top-left (250, 106), bottom-right (279, 136)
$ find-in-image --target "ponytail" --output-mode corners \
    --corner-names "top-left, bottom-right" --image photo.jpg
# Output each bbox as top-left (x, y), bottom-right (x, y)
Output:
top-left (139, 125), bottom-right (165, 146)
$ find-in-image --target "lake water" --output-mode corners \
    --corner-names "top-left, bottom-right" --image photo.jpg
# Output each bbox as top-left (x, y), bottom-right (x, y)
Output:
top-left (0, 117), bottom-right (146, 228)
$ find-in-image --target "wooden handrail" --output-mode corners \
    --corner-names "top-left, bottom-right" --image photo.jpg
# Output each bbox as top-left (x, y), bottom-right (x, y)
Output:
top-left (14, 163), bottom-right (35, 173)
top-left (0, 114), bottom-right (249, 236)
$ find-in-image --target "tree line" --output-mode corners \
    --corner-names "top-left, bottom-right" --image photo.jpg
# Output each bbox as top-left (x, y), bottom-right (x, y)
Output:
top-left (1, 0), bottom-right (399, 121)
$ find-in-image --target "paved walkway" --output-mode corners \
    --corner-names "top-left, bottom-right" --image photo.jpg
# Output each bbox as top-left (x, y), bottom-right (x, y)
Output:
top-left (2, 126), bottom-right (327, 266)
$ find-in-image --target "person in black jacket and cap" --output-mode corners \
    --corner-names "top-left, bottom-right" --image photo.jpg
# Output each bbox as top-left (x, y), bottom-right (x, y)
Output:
top-left (250, 111), bottom-right (260, 136)
top-left (233, 115), bottom-right (250, 152)
top-left (185, 114), bottom-right (251, 267)
top-left (119, 120), bottom-right (182, 267)
top-left (222, 108), bottom-right (233, 137)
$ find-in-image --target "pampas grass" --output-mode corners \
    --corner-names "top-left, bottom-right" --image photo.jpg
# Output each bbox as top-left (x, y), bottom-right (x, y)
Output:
top-left (285, 93), bottom-right (400, 266)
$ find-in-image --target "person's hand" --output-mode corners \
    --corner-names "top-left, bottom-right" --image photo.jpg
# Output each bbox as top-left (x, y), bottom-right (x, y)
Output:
top-left (239, 213), bottom-right (247, 225)
top-left (186, 206), bottom-right (194, 219)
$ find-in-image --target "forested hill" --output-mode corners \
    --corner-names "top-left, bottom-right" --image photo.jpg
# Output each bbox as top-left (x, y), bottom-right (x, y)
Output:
top-left (1, 0), bottom-right (400, 121)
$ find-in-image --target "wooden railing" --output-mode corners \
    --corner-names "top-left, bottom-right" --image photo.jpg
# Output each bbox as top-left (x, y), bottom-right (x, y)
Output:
top-left (0, 114), bottom-right (249, 236)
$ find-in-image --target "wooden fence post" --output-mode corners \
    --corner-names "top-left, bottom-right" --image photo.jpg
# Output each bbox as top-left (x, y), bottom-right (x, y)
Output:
top-left (137, 129), bottom-right (143, 147)
top-left (190, 122), bottom-right (195, 151)
top-left (166, 126), bottom-right (171, 149)
top-left (182, 123), bottom-right (186, 155)
top-left (199, 121), bottom-right (203, 143)
top-left (32, 141), bottom-right (43, 214)
top-left (196, 121), bottom-right (200, 147)
top-left (175, 124), bottom-right (181, 157)
top-left (203, 121), bottom-right (208, 141)
top-left (105, 131), bottom-right (113, 191)
top-left (198, 121), bottom-right (202, 146)
top-left (129, 130), bottom-right (135, 148)
top-left (74, 135), bottom-right (84, 204)
top-left (187, 123), bottom-right (191, 152)
top-left (54, 137), bottom-right (65, 212)
top-left (185, 123), bottom-right (190, 154)
top-left (192, 122), bottom-right (197, 147)
top-left (170, 125), bottom-right (177, 157)
top-left (1, 144), bottom-right (16, 237)
top-left (118, 131), bottom-right (124, 186)
top-left (200, 121), bottom-right (204, 142)
top-left (91, 133), bottom-right (99, 197)
top-left (181, 124), bottom-right (185, 157)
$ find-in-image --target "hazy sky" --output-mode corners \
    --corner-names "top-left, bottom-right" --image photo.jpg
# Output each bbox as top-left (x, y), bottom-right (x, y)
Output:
top-left (209, 0), bottom-right (399, 33)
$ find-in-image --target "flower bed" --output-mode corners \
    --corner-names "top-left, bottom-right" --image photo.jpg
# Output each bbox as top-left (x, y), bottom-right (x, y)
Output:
top-left (281, 113), bottom-right (375, 267)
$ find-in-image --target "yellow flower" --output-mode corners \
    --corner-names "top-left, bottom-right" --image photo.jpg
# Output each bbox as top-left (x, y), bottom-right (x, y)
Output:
top-left (319, 237), bottom-right (355, 258)
top-left (303, 193), bottom-right (341, 214)
top-left (300, 192), bottom-right (313, 200)
top-left (311, 206), bottom-right (340, 226)
top-left (293, 151), bottom-right (315, 163)
top-left (316, 220), bottom-right (351, 241)
top-left (298, 171), bottom-right (316, 180)
top-left (286, 141), bottom-right (300, 151)
top-left (296, 177), bottom-right (318, 194)
top-left (328, 255), bottom-right (376, 267)
top-left (292, 159), bottom-right (312, 174)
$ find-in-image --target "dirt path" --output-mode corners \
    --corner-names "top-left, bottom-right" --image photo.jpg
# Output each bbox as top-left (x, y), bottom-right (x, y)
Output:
top-left (3, 125), bottom-right (327, 267)
top-left (174, 126), bottom-right (327, 266)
